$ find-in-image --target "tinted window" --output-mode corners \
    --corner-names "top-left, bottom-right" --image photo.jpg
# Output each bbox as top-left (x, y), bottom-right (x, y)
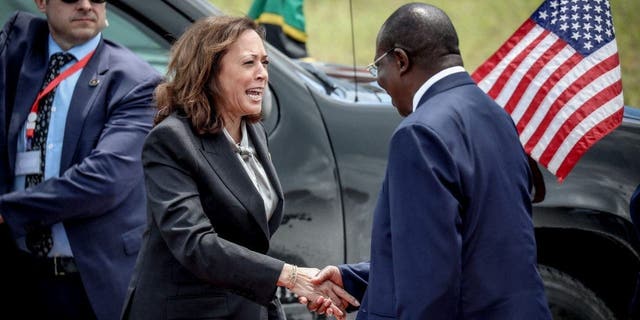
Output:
top-left (102, 6), bottom-right (169, 74)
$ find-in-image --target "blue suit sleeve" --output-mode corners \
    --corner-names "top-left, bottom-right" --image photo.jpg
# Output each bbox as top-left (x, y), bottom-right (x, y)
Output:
top-left (387, 124), bottom-right (462, 318)
top-left (339, 262), bottom-right (369, 306)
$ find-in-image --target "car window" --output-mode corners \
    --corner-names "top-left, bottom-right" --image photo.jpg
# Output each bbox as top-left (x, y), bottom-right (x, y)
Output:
top-left (102, 6), bottom-right (169, 74)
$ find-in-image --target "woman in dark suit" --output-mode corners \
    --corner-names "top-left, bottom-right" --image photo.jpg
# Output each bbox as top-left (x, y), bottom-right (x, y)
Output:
top-left (121, 16), bottom-right (352, 320)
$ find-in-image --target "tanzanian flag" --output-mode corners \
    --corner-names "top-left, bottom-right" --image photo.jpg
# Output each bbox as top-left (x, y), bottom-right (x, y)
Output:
top-left (248, 0), bottom-right (308, 59)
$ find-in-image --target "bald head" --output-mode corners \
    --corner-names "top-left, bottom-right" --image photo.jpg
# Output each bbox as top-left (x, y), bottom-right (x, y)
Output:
top-left (378, 2), bottom-right (462, 71)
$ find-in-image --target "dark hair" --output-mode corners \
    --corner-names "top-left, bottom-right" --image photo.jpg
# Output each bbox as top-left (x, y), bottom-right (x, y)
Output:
top-left (154, 16), bottom-right (265, 134)
top-left (379, 3), bottom-right (461, 68)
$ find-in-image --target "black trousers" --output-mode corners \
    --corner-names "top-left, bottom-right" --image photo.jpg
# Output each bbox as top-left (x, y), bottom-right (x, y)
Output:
top-left (0, 225), bottom-right (95, 320)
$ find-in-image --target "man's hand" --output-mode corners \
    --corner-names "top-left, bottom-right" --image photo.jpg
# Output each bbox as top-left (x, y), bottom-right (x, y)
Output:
top-left (0, 214), bottom-right (4, 224)
top-left (298, 265), bottom-right (360, 315)
top-left (288, 267), bottom-right (349, 319)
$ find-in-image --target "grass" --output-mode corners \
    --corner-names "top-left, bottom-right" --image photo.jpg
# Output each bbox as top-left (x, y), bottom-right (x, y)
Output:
top-left (213, 0), bottom-right (639, 108)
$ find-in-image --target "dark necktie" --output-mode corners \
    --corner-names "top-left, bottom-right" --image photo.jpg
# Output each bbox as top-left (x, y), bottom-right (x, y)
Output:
top-left (25, 52), bottom-right (74, 257)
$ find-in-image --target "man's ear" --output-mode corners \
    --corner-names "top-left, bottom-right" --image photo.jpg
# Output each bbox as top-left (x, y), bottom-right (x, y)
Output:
top-left (34, 0), bottom-right (46, 13)
top-left (395, 48), bottom-right (411, 76)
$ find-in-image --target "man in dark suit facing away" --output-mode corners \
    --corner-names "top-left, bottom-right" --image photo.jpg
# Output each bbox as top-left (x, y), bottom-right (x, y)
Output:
top-left (304, 3), bottom-right (552, 319)
top-left (0, 0), bottom-right (161, 319)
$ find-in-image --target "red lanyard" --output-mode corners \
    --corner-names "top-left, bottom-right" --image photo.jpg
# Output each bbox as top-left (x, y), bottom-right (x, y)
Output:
top-left (26, 50), bottom-right (96, 139)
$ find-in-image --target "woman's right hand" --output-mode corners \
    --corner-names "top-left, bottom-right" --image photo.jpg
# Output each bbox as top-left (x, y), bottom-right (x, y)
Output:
top-left (278, 264), bottom-right (354, 320)
top-left (298, 265), bottom-right (360, 316)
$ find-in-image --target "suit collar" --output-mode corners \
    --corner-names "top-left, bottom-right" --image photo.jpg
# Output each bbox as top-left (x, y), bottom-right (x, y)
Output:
top-left (412, 66), bottom-right (466, 112)
top-left (200, 122), bottom-right (283, 239)
top-left (416, 71), bottom-right (475, 108)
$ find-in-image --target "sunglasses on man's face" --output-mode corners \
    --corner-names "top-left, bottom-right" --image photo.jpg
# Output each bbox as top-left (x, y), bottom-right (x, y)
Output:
top-left (60, 0), bottom-right (107, 4)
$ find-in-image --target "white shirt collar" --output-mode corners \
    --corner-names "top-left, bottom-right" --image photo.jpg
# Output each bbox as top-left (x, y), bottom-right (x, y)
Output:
top-left (222, 119), bottom-right (249, 148)
top-left (412, 66), bottom-right (466, 112)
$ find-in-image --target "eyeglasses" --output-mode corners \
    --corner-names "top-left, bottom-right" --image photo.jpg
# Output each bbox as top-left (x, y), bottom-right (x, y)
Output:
top-left (60, 0), bottom-right (107, 4)
top-left (366, 47), bottom-right (396, 78)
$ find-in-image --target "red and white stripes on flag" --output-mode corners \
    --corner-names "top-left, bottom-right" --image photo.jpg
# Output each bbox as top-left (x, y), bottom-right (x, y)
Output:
top-left (472, 0), bottom-right (624, 182)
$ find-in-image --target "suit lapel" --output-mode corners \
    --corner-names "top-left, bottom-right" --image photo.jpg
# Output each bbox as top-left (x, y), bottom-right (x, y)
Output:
top-left (246, 123), bottom-right (284, 235)
top-left (8, 40), bottom-right (48, 173)
top-left (60, 39), bottom-right (108, 170)
top-left (199, 131), bottom-right (271, 239)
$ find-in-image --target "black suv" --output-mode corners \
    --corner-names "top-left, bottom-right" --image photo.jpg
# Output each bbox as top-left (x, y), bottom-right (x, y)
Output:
top-left (2, 1), bottom-right (639, 319)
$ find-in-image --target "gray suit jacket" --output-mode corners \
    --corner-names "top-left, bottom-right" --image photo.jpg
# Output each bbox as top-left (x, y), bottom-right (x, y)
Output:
top-left (122, 113), bottom-right (286, 320)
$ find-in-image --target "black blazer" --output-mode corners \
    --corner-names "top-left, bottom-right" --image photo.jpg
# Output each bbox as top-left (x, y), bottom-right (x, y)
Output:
top-left (122, 113), bottom-right (286, 320)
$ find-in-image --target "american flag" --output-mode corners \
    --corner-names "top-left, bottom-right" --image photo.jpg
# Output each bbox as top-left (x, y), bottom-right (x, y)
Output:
top-left (472, 0), bottom-right (624, 182)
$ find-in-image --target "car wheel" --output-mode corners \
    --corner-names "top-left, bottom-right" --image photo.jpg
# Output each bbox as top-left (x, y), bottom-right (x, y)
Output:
top-left (539, 265), bottom-right (616, 320)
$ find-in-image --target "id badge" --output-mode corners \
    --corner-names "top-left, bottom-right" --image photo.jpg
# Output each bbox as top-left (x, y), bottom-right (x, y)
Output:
top-left (15, 151), bottom-right (42, 176)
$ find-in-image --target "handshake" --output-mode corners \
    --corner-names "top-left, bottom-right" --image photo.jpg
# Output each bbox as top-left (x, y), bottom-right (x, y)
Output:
top-left (278, 264), bottom-right (360, 320)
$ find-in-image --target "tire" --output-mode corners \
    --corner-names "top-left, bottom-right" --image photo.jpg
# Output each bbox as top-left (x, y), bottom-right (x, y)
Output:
top-left (539, 265), bottom-right (616, 320)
